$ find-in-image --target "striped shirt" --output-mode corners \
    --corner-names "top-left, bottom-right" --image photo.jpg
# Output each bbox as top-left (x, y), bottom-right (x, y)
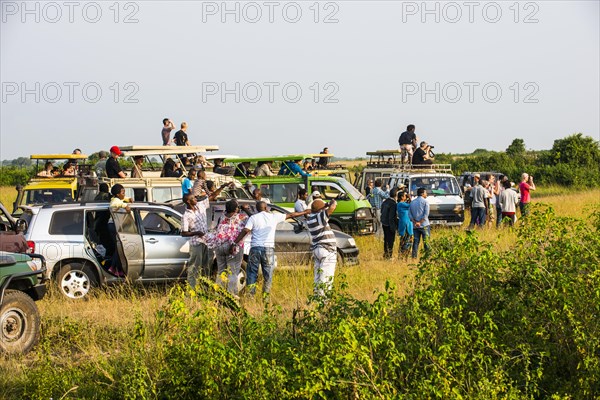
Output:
top-left (306, 210), bottom-right (337, 252)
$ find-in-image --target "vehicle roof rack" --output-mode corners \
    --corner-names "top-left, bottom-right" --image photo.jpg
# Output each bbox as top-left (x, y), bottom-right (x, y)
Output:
top-left (365, 149), bottom-right (403, 168)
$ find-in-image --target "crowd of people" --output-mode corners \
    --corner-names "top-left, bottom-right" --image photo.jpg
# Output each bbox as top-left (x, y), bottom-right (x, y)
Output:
top-left (368, 169), bottom-right (537, 261)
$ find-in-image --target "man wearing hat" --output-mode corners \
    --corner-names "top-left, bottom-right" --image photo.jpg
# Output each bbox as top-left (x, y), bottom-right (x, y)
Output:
top-left (106, 146), bottom-right (126, 179)
top-left (307, 198), bottom-right (338, 297)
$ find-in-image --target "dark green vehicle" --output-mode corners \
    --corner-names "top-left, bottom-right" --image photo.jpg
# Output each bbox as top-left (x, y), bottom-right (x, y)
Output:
top-left (225, 156), bottom-right (376, 235)
top-left (0, 252), bottom-right (46, 354)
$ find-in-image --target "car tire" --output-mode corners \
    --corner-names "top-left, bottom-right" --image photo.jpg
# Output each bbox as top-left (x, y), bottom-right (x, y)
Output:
top-left (237, 259), bottom-right (247, 294)
top-left (56, 263), bottom-right (98, 300)
top-left (0, 290), bottom-right (41, 354)
top-left (329, 222), bottom-right (342, 232)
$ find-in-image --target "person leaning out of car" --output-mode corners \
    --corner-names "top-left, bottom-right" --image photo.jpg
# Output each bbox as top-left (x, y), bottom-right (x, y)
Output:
top-left (109, 184), bottom-right (132, 212)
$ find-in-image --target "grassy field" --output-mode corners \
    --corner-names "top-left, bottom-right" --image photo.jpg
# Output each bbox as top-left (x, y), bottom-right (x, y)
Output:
top-left (0, 188), bottom-right (598, 398)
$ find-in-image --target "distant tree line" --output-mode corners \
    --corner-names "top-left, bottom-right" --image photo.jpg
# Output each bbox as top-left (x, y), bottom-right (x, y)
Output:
top-left (1, 134), bottom-right (598, 187)
top-left (435, 133), bottom-right (600, 187)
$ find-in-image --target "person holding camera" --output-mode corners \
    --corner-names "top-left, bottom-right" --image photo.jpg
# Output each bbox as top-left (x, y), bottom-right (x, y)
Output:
top-left (412, 141), bottom-right (434, 165)
top-left (519, 173), bottom-right (536, 217)
top-left (306, 198), bottom-right (338, 298)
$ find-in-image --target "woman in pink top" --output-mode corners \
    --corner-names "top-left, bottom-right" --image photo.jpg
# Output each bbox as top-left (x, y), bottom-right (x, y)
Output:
top-left (519, 173), bottom-right (536, 217)
top-left (205, 199), bottom-right (250, 295)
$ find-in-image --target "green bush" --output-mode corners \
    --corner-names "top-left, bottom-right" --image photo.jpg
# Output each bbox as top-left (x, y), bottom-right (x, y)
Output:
top-left (12, 206), bottom-right (600, 399)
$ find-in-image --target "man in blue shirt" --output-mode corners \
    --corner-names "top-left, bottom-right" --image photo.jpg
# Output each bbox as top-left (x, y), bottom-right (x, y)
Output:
top-left (408, 187), bottom-right (430, 258)
top-left (279, 159), bottom-right (311, 177)
top-left (371, 179), bottom-right (390, 236)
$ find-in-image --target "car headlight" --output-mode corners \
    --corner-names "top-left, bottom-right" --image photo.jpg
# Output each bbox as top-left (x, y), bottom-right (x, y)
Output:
top-left (348, 238), bottom-right (356, 247)
top-left (454, 204), bottom-right (464, 213)
top-left (355, 208), bottom-right (368, 218)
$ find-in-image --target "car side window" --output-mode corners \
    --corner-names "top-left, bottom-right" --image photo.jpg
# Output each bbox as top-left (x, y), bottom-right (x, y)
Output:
top-left (312, 182), bottom-right (343, 200)
top-left (49, 210), bottom-right (84, 235)
top-left (152, 187), bottom-right (183, 203)
top-left (139, 210), bottom-right (181, 235)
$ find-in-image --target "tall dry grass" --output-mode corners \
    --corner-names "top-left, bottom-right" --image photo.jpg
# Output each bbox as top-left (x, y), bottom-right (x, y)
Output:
top-left (0, 186), bottom-right (17, 209)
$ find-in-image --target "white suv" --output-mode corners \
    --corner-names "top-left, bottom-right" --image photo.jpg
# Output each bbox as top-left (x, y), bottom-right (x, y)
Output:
top-left (388, 166), bottom-right (465, 227)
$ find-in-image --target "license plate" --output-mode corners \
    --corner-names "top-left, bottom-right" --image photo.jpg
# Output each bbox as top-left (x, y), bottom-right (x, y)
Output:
top-left (431, 220), bottom-right (447, 225)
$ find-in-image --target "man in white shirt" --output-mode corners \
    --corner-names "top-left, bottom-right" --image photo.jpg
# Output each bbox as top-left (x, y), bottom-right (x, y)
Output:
top-left (232, 201), bottom-right (310, 298)
top-left (294, 189), bottom-right (309, 213)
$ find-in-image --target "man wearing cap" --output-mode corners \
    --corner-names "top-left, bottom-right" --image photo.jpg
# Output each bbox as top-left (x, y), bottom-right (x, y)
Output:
top-left (231, 202), bottom-right (310, 299)
top-left (412, 141), bottom-right (434, 165)
top-left (106, 146), bottom-right (126, 179)
top-left (307, 198), bottom-right (338, 297)
top-left (307, 190), bottom-right (322, 209)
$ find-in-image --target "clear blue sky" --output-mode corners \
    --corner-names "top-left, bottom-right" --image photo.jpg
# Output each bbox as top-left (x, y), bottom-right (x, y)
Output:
top-left (1, 0), bottom-right (598, 160)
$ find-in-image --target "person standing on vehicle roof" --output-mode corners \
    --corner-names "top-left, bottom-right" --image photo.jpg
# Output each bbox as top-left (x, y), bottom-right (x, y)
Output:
top-left (161, 118), bottom-right (175, 145)
top-left (173, 122), bottom-right (190, 146)
top-left (307, 198), bottom-right (337, 297)
top-left (106, 146), bottom-right (127, 179)
top-left (94, 151), bottom-right (109, 178)
top-left (318, 147), bottom-right (329, 168)
top-left (181, 183), bottom-right (230, 289)
top-left (231, 201), bottom-right (310, 300)
top-left (398, 125), bottom-right (418, 159)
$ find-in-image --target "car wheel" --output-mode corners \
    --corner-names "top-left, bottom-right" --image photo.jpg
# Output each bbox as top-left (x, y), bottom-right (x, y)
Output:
top-left (329, 222), bottom-right (342, 232)
top-left (56, 263), bottom-right (98, 300)
top-left (237, 260), bottom-right (247, 294)
top-left (336, 250), bottom-right (344, 266)
top-left (0, 290), bottom-right (41, 354)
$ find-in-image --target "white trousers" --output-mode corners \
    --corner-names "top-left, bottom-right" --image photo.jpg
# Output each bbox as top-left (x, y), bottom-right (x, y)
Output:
top-left (313, 246), bottom-right (337, 297)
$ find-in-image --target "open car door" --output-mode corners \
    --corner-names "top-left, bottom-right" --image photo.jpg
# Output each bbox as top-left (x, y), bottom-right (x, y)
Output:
top-left (110, 209), bottom-right (144, 280)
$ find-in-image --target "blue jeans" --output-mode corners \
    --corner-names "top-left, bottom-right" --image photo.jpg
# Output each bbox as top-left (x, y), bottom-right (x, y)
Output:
top-left (412, 225), bottom-right (430, 259)
top-left (246, 246), bottom-right (275, 296)
top-left (469, 207), bottom-right (487, 228)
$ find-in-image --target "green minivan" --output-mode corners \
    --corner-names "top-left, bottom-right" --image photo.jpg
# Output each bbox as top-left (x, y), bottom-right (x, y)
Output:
top-left (225, 156), bottom-right (376, 235)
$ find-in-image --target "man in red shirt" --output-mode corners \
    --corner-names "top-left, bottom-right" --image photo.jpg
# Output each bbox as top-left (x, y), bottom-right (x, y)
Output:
top-left (518, 173), bottom-right (536, 217)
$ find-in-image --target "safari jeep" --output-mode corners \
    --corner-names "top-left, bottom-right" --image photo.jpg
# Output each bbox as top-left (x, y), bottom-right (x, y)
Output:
top-left (224, 155), bottom-right (376, 235)
top-left (13, 153), bottom-right (89, 215)
top-left (0, 251), bottom-right (46, 354)
top-left (388, 165), bottom-right (465, 227)
top-left (78, 146), bottom-right (243, 203)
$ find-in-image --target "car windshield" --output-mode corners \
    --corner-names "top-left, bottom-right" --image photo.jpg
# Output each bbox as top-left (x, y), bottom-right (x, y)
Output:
top-left (338, 179), bottom-right (365, 200)
top-left (25, 189), bottom-right (73, 204)
top-left (410, 176), bottom-right (461, 196)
